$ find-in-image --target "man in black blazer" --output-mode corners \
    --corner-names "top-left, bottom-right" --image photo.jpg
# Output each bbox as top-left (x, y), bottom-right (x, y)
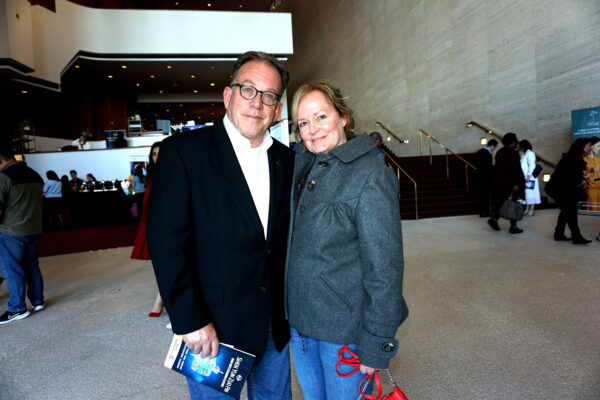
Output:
top-left (473, 139), bottom-right (498, 217)
top-left (147, 51), bottom-right (294, 399)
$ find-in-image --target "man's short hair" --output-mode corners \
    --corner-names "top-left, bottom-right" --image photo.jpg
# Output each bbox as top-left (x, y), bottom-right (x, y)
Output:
top-left (70, 170), bottom-right (77, 174)
top-left (487, 139), bottom-right (498, 147)
top-left (370, 131), bottom-right (383, 141)
top-left (230, 51), bottom-right (289, 93)
top-left (0, 139), bottom-right (14, 161)
top-left (502, 132), bottom-right (518, 146)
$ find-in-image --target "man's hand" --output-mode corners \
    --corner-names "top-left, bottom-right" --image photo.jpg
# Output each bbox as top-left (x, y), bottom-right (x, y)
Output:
top-left (182, 323), bottom-right (220, 358)
top-left (360, 364), bottom-right (375, 375)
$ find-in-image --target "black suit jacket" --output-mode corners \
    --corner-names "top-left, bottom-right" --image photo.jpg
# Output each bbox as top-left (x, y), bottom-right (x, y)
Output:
top-left (473, 147), bottom-right (493, 183)
top-left (147, 120), bottom-right (294, 362)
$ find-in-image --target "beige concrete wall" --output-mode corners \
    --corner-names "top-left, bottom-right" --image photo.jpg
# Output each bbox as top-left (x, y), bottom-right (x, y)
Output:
top-left (279, 0), bottom-right (600, 162)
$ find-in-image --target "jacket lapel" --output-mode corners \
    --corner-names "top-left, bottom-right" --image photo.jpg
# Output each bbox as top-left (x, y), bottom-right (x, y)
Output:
top-left (208, 121), bottom-right (265, 238)
top-left (266, 146), bottom-right (283, 244)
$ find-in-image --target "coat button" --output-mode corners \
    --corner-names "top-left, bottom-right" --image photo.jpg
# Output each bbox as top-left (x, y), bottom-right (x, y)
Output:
top-left (382, 342), bottom-right (395, 352)
top-left (317, 161), bottom-right (329, 167)
top-left (266, 248), bottom-right (272, 255)
top-left (299, 205), bottom-right (305, 213)
top-left (307, 181), bottom-right (315, 191)
top-left (259, 286), bottom-right (267, 292)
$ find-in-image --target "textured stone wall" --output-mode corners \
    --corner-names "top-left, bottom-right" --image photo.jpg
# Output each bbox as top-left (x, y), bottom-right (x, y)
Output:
top-left (279, 0), bottom-right (600, 162)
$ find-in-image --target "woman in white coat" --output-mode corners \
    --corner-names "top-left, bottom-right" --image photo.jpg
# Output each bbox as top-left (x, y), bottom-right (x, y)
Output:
top-left (519, 140), bottom-right (541, 215)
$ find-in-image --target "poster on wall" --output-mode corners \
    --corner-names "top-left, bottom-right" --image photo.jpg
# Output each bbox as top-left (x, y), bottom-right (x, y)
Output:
top-left (572, 106), bottom-right (600, 142)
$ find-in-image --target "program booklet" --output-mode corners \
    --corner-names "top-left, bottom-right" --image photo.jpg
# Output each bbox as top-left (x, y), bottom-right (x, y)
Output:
top-left (164, 334), bottom-right (255, 399)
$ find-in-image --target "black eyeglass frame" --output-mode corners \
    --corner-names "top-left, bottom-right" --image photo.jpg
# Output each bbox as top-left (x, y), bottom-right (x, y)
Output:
top-left (230, 83), bottom-right (282, 106)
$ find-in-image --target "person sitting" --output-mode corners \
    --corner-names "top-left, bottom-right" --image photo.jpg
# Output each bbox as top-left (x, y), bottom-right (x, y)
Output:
top-left (86, 173), bottom-right (97, 182)
top-left (43, 170), bottom-right (64, 229)
top-left (72, 135), bottom-right (91, 150)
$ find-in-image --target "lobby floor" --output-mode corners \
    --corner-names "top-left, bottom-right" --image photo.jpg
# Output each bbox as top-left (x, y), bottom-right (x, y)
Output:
top-left (0, 210), bottom-right (598, 400)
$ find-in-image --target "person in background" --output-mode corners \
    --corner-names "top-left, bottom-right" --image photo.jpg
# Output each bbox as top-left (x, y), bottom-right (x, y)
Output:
top-left (583, 137), bottom-right (600, 212)
top-left (69, 170), bottom-right (83, 192)
top-left (72, 135), bottom-right (91, 150)
top-left (368, 131), bottom-right (386, 164)
top-left (0, 146), bottom-right (46, 324)
top-left (546, 138), bottom-right (594, 244)
top-left (147, 51), bottom-right (294, 400)
top-left (86, 173), bottom-right (97, 182)
top-left (114, 131), bottom-right (128, 148)
top-left (519, 140), bottom-right (541, 216)
top-left (43, 170), bottom-right (64, 229)
top-left (130, 142), bottom-right (165, 319)
top-left (488, 132), bottom-right (525, 234)
top-left (131, 165), bottom-right (145, 220)
top-left (60, 175), bottom-right (70, 197)
top-left (81, 126), bottom-right (93, 139)
top-left (473, 139), bottom-right (498, 217)
top-left (287, 80), bottom-right (408, 399)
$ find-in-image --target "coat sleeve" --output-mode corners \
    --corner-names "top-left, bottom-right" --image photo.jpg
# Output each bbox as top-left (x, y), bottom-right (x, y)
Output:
top-left (524, 151), bottom-right (536, 177)
top-left (147, 138), bottom-right (213, 335)
top-left (354, 166), bottom-right (409, 368)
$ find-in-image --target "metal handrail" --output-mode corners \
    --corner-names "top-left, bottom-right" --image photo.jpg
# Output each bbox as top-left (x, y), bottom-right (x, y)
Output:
top-left (380, 147), bottom-right (418, 220)
top-left (375, 122), bottom-right (410, 145)
top-left (418, 129), bottom-right (476, 193)
top-left (466, 120), bottom-right (556, 168)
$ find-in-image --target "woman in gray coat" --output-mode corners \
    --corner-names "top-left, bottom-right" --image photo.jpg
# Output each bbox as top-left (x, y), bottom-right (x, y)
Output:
top-left (286, 80), bottom-right (408, 399)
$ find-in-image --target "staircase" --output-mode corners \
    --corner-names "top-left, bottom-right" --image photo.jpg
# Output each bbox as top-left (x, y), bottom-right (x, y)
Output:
top-left (382, 145), bottom-right (480, 220)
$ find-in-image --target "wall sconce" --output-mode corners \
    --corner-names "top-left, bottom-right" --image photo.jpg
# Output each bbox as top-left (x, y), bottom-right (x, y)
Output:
top-left (480, 137), bottom-right (487, 145)
top-left (542, 173), bottom-right (551, 183)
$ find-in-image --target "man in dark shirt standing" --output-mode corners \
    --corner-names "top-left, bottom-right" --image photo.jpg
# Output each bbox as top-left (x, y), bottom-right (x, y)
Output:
top-left (473, 139), bottom-right (498, 217)
top-left (0, 147), bottom-right (46, 324)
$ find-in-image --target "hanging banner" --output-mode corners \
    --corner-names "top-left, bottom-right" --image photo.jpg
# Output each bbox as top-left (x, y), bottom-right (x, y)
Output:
top-left (572, 106), bottom-right (600, 142)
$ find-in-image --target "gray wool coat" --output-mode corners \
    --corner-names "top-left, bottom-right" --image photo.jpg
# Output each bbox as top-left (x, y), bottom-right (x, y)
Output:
top-left (285, 134), bottom-right (409, 368)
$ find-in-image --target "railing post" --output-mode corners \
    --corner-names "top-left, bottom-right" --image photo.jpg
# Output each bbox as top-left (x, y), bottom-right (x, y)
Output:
top-left (419, 131), bottom-right (423, 156)
top-left (414, 182), bottom-right (418, 220)
top-left (465, 165), bottom-right (469, 193)
top-left (428, 137), bottom-right (432, 165)
top-left (445, 149), bottom-right (449, 179)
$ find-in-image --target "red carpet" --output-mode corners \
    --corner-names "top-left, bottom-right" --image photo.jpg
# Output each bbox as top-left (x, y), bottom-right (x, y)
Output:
top-left (37, 224), bottom-right (139, 257)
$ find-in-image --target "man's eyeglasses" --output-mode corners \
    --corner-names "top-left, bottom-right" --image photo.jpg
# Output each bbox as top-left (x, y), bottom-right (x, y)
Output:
top-left (231, 83), bottom-right (281, 106)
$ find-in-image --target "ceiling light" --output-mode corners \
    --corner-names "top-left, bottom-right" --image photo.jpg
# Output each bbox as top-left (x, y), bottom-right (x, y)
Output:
top-left (183, 113), bottom-right (186, 116)
top-left (108, 75), bottom-right (113, 78)
top-left (480, 138), bottom-right (487, 145)
top-left (210, 66), bottom-right (215, 70)
top-left (74, 65), bottom-right (80, 69)
top-left (190, 74), bottom-right (196, 78)
top-left (166, 109), bottom-right (170, 112)
top-left (179, 104), bottom-right (183, 107)
top-left (239, 4), bottom-right (243, 8)
top-left (193, 90), bottom-right (198, 93)
top-left (21, 90), bottom-right (28, 94)
top-left (175, 1), bottom-right (179, 5)
top-left (136, 83), bottom-right (140, 87)
top-left (121, 65), bottom-right (127, 69)
top-left (207, 3), bottom-right (211, 6)
top-left (154, 113), bottom-right (158, 117)
top-left (211, 112), bottom-right (215, 115)
top-left (210, 83), bottom-right (215, 87)
top-left (159, 90), bottom-right (163, 94)
top-left (150, 75), bottom-right (155, 79)
top-left (167, 65), bottom-right (172, 69)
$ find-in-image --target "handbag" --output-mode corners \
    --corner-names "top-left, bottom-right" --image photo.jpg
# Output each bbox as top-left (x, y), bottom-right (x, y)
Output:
top-left (335, 345), bottom-right (409, 400)
top-left (499, 196), bottom-right (524, 221)
top-left (532, 164), bottom-right (543, 178)
top-left (359, 369), bottom-right (409, 400)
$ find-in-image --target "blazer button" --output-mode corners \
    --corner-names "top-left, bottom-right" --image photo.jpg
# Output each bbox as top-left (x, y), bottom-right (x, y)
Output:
top-left (307, 181), bottom-right (316, 191)
top-left (299, 205), bottom-right (305, 213)
top-left (382, 342), bottom-right (395, 352)
top-left (317, 161), bottom-right (329, 167)
top-left (259, 286), bottom-right (267, 292)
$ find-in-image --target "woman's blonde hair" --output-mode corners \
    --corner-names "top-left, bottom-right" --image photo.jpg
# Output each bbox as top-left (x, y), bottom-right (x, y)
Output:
top-left (291, 80), bottom-right (355, 140)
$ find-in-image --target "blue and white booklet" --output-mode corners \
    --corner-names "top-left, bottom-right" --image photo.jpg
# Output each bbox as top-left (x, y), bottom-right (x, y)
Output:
top-left (164, 334), bottom-right (255, 399)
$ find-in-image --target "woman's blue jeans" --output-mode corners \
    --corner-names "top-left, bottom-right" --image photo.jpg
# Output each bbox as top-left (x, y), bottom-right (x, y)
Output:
top-left (290, 326), bottom-right (372, 400)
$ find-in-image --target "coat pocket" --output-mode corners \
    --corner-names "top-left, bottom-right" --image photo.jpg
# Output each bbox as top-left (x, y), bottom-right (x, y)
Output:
top-left (318, 274), bottom-right (353, 312)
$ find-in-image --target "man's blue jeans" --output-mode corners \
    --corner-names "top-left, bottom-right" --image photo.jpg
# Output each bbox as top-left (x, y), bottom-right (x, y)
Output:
top-left (0, 233), bottom-right (44, 312)
top-left (290, 326), bottom-right (373, 400)
top-left (186, 334), bottom-right (291, 400)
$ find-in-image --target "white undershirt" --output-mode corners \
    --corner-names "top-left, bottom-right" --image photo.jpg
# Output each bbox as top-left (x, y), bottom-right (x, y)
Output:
top-left (223, 115), bottom-right (272, 239)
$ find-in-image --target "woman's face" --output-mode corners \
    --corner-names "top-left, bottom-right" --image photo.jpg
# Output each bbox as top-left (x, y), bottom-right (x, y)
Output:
top-left (297, 90), bottom-right (347, 154)
top-left (583, 141), bottom-right (593, 155)
top-left (152, 146), bottom-right (160, 164)
top-left (592, 142), bottom-right (600, 156)
top-left (86, 175), bottom-right (92, 181)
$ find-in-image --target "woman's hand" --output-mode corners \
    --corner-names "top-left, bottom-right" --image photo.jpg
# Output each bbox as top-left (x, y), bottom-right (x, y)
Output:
top-left (360, 364), bottom-right (376, 375)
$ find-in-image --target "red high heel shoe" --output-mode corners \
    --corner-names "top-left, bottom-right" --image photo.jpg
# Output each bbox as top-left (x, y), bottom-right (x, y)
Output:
top-left (148, 305), bottom-right (163, 318)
